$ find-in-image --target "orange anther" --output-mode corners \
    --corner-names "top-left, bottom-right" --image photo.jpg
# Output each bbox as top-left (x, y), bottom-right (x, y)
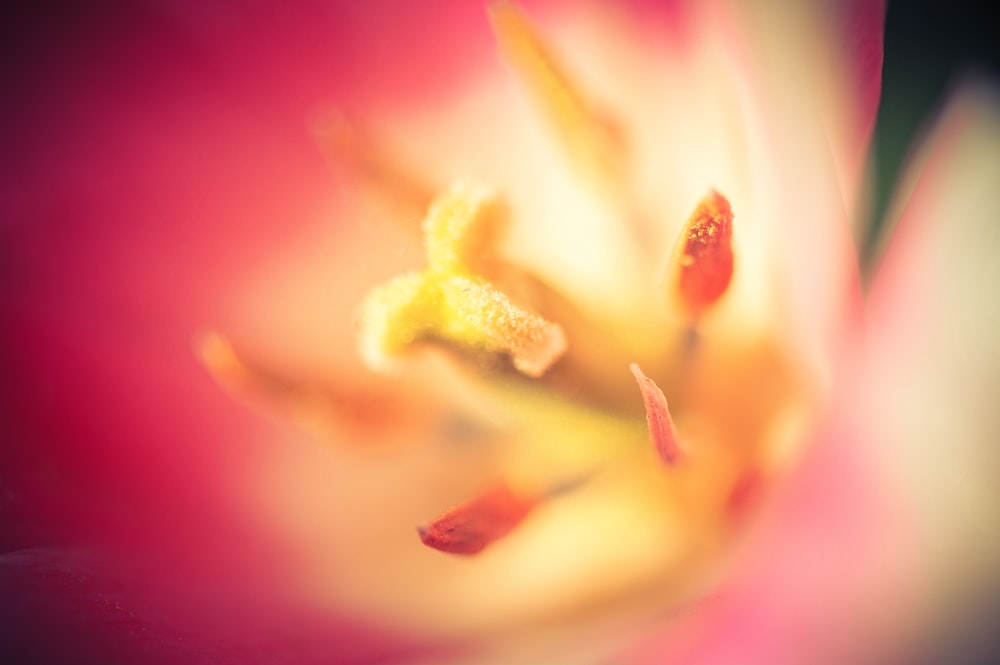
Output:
top-left (673, 190), bottom-right (734, 319)
top-left (630, 363), bottom-right (682, 464)
top-left (418, 484), bottom-right (538, 555)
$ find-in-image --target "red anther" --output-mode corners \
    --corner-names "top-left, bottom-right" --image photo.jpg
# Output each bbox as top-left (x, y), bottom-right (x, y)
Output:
top-left (675, 190), bottom-right (734, 318)
top-left (629, 363), bottom-right (682, 464)
top-left (418, 484), bottom-right (538, 555)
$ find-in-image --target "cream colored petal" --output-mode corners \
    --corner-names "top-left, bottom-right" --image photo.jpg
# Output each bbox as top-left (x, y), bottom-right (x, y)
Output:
top-left (720, 0), bottom-right (884, 226)
top-left (708, 0), bottom-right (868, 392)
top-left (862, 81), bottom-right (1000, 645)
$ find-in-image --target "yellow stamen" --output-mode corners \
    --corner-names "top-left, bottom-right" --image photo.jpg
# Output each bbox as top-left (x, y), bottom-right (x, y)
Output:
top-left (359, 184), bottom-right (567, 377)
top-left (422, 182), bottom-right (506, 275)
top-left (440, 275), bottom-right (566, 377)
top-left (489, 1), bottom-right (627, 193)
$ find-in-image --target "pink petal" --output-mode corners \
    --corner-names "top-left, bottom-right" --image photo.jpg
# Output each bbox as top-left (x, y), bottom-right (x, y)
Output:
top-left (1, 0), bottom-right (496, 658)
top-left (0, 548), bottom-right (446, 664)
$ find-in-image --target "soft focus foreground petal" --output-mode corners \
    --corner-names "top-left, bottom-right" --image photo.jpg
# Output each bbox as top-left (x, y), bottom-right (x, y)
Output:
top-left (862, 82), bottom-right (1000, 660)
top-left (0, 548), bottom-right (443, 665)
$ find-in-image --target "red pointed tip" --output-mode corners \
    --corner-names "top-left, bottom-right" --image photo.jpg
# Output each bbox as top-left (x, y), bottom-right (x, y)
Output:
top-left (674, 190), bottom-right (734, 319)
top-left (418, 484), bottom-right (538, 555)
top-left (630, 363), bottom-right (682, 464)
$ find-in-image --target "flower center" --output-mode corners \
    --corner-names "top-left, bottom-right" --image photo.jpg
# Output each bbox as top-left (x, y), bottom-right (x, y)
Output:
top-left (199, 0), bottom-right (817, 642)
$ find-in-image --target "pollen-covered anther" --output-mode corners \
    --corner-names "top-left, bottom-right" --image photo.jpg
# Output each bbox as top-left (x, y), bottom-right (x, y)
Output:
top-left (418, 484), bottom-right (539, 555)
top-left (440, 276), bottom-right (567, 377)
top-left (423, 182), bottom-right (507, 274)
top-left (358, 184), bottom-right (567, 376)
top-left (630, 362), bottom-right (682, 464)
top-left (669, 190), bottom-right (735, 319)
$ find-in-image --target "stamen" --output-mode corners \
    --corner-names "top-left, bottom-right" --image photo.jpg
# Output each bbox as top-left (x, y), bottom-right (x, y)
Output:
top-left (418, 484), bottom-right (538, 555)
top-left (669, 190), bottom-right (735, 319)
top-left (440, 275), bottom-right (567, 377)
top-left (630, 362), bottom-right (682, 464)
top-left (196, 330), bottom-right (418, 439)
top-left (422, 182), bottom-right (506, 275)
top-left (359, 184), bottom-right (567, 376)
top-left (195, 329), bottom-right (263, 394)
top-left (313, 112), bottom-right (434, 219)
top-left (358, 272), bottom-right (433, 369)
top-left (489, 1), bottom-right (626, 192)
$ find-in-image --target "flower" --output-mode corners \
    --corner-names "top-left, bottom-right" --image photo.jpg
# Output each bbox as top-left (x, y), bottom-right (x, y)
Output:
top-left (2, 1), bottom-right (1000, 664)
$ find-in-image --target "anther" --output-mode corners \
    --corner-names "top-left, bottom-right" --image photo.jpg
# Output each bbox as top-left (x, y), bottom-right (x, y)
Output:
top-left (669, 190), bottom-right (734, 320)
top-left (358, 184), bottom-right (567, 376)
top-left (630, 362), bottom-right (682, 464)
top-left (418, 484), bottom-right (538, 555)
